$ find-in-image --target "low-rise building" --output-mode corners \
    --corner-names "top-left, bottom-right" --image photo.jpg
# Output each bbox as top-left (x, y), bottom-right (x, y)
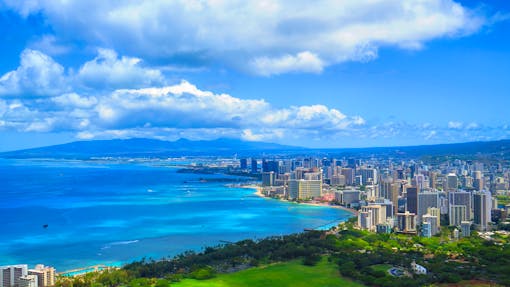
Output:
top-left (411, 261), bottom-right (427, 275)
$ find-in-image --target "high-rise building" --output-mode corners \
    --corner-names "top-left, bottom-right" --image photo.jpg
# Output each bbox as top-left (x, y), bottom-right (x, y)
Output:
top-left (18, 276), bottom-right (37, 287)
top-left (445, 173), bottom-right (459, 191)
top-left (422, 222), bottom-right (432, 238)
top-left (391, 182), bottom-right (401, 215)
top-left (341, 190), bottom-right (361, 206)
top-left (427, 207), bottom-right (441, 227)
top-left (239, 158), bottom-right (248, 170)
top-left (429, 171), bottom-right (438, 190)
top-left (417, 192), bottom-right (439, 223)
top-left (359, 168), bottom-right (378, 185)
top-left (422, 214), bottom-right (439, 236)
top-left (1, 265), bottom-right (28, 287)
top-left (405, 187), bottom-right (418, 214)
top-left (341, 168), bottom-right (355, 186)
top-left (288, 179), bottom-right (322, 200)
top-left (374, 198), bottom-right (394, 218)
top-left (461, 221), bottom-right (471, 237)
top-left (474, 171), bottom-right (484, 191)
top-left (330, 174), bottom-right (346, 186)
top-left (449, 205), bottom-right (467, 226)
top-left (448, 191), bottom-right (472, 220)
top-left (473, 191), bottom-right (492, 231)
top-left (304, 171), bottom-right (322, 181)
top-left (263, 160), bottom-right (280, 173)
top-left (379, 175), bottom-right (393, 200)
top-left (28, 265), bottom-right (55, 287)
top-left (261, 171), bottom-right (275, 187)
top-left (250, 159), bottom-right (258, 174)
top-left (362, 205), bottom-right (386, 229)
top-left (396, 211), bottom-right (417, 234)
top-left (413, 174), bottom-right (427, 192)
top-left (358, 211), bottom-right (372, 231)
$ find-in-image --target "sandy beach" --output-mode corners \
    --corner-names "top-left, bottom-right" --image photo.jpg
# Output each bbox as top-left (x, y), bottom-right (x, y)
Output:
top-left (241, 184), bottom-right (358, 216)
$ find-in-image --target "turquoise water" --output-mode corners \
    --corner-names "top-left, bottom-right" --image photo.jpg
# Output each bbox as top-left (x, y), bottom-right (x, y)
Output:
top-left (0, 158), bottom-right (353, 271)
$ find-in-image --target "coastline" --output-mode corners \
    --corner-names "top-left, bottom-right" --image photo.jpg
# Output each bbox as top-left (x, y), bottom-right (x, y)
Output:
top-left (239, 184), bottom-right (358, 216)
top-left (57, 183), bottom-right (351, 276)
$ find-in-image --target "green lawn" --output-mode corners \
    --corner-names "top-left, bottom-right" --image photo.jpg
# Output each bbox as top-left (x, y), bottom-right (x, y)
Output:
top-left (172, 258), bottom-right (364, 287)
top-left (370, 264), bottom-right (393, 274)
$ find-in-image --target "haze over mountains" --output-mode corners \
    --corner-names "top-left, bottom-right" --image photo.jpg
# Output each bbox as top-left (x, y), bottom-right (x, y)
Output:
top-left (1, 138), bottom-right (510, 159)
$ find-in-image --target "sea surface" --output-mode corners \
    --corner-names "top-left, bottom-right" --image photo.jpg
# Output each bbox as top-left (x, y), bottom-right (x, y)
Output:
top-left (0, 158), bottom-right (353, 271)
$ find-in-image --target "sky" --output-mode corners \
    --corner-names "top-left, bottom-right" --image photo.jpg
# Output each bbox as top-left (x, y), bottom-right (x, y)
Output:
top-left (0, 0), bottom-right (509, 151)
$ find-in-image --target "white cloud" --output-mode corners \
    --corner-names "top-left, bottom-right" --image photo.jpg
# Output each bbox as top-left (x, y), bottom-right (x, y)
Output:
top-left (52, 93), bottom-right (98, 108)
top-left (251, 52), bottom-right (324, 76)
top-left (0, 49), bottom-right (67, 96)
top-left (3, 0), bottom-right (485, 75)
top-left (0, 71), bottom-right (366, 142)
top-left (29, 35), bottom-right (70, 55)
top-left (0, 48), bottom-right (502, 146)
top-left (0, 49), bottom-right (167, 97)
top-left (448, 121), bottom-right (463, 129)
top-left (424, 130), bottom-right (437, 140)
top-left (241, 129), bottom-right (281, 142)
top-left (85, 81), bottom-right (363, 134)
top-left (24, 118), bottom-right (56, 132)
top-left (76, 48), bottom-right (165, 89)
top-left (466, 122), bottom-right (479, 130)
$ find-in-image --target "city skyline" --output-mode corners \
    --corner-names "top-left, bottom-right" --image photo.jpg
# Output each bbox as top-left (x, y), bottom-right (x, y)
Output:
top-left (0, 0), bottom-right (509, 151)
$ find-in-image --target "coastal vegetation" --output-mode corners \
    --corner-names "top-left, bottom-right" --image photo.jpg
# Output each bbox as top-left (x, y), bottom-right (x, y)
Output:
top-left (56, 218), bottom-right (510, 287)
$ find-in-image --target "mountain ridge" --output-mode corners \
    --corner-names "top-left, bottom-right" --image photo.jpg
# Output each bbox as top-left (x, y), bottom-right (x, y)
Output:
top-left (2, 138), bottom-right (510, 159)
top-left (0, 137), bottom-right (304, 158)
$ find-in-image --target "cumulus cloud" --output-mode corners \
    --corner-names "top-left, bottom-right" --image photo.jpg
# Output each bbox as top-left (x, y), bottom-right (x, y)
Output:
top-left (2, 0), bottom-right (485, 75)
top-left (89, 81), bottom-right (364, 133)
top-left (0, 49), bottom-right (67, 96)
top-left (0, 49), bottom-right (167, 97)
top-left (0, 48), bottom-right (502, 146)
top-left (76, 49), bottom-right (165, 89)
top-left (0, 67), bottom-right (366, 142)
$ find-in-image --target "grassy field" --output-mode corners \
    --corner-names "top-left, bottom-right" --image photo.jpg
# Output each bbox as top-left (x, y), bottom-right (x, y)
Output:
top-left (439, 281), bottom-right (504, 287)
top-left (172, 258), bottom-right (364, 287)
top-left (370, 264), bottom-right (393, 274)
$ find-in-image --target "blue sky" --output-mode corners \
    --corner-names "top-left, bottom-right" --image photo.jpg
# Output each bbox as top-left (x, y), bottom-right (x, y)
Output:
top-left (0, 0), bottom-right (509, 151)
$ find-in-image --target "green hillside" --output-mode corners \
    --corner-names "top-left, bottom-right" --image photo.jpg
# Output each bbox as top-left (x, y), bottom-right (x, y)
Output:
top-left (172, 257), bottom-right (363, 287)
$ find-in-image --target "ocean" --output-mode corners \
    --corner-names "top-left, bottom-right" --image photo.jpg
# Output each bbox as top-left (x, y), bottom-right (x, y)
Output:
top-left (0, 158), bottom-right (353, 271)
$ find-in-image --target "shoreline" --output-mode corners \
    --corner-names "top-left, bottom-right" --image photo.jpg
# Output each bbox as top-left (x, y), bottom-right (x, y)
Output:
top-left (58, 185), bottom-right (355, 276)
top-left (239, 184), bottom-right (358, 216)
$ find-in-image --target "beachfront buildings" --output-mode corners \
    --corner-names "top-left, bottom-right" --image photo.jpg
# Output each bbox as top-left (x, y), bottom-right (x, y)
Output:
top-left (28, 266), bottom-right (55, 287)
top-left (1, 265), bottom-right (27, 287)
top-left (288, 179), bottom-right (322, 200)
top-left (1, 265), bottom-right (55, 287)
top-left (18, 276), bottom-right (37, 287)
top-left (245, 154), bottom-right (508, 236)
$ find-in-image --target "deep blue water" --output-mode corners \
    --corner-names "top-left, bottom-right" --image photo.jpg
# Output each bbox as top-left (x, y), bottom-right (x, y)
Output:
top-left (0, 158), bottom-right (352, 271)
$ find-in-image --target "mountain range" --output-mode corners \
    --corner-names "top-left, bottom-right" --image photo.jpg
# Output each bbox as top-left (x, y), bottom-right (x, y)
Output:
top-left (0, 138), bottom-right (302, 158)
top-left (1, 138), bottom-right (510, 159)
